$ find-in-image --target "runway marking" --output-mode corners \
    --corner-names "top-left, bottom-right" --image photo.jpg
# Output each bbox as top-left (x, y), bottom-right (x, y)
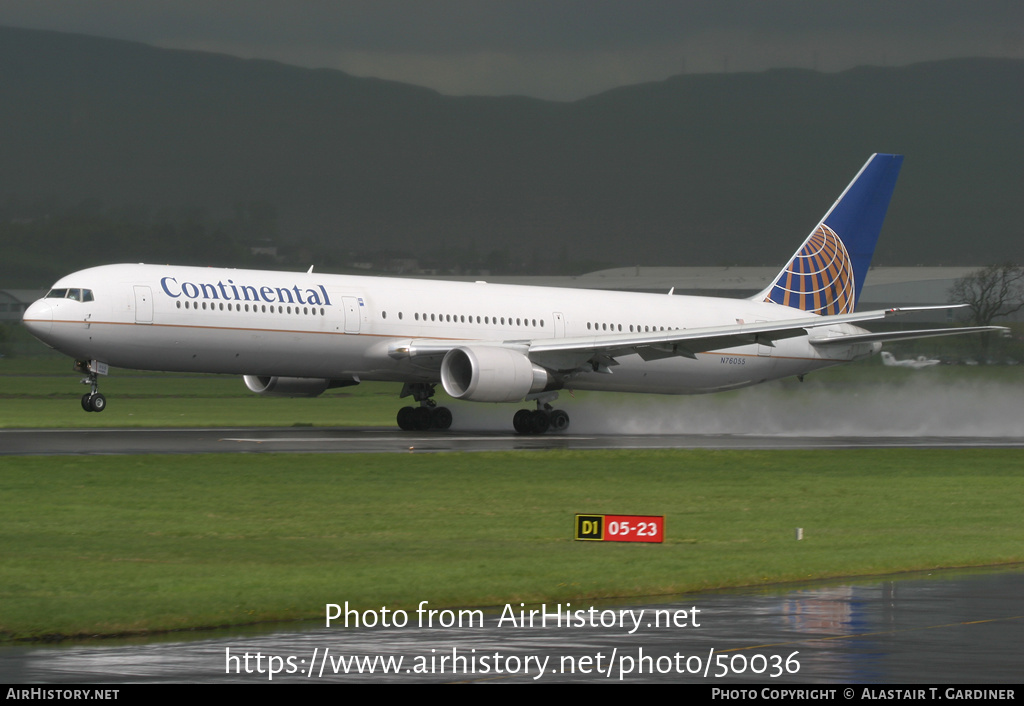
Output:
top-left (5, 428), bottom-right (1024, 456)
top-left (218, 435), bottom-right (599, 443)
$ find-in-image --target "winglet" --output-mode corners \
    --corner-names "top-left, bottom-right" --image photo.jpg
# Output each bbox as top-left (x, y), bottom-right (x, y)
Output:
top-left (758, 154), bottom-right (904, 315)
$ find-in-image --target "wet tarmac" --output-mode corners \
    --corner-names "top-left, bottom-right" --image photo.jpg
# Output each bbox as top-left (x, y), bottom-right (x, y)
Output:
top-left (2, 567), bottom-right (1021, 683)
top-left (3, 426), bottom-right (1024, 456)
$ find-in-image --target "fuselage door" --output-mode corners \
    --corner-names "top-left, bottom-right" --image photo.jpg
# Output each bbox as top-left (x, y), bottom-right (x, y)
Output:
top-left (552, 312), bottom-right (566, 338)
top-left (342, 296), bottom-right (361, 334)
top-left (134, 286), bottom-right (153, 324)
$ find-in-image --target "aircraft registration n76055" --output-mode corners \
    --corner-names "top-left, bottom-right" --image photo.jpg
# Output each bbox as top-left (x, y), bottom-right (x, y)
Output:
top-left (22, 154), bottom-right (1001, 433)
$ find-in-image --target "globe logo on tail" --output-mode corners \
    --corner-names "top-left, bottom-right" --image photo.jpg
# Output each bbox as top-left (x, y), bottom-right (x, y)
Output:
top-left (764, 225), bottom-right (855, 315)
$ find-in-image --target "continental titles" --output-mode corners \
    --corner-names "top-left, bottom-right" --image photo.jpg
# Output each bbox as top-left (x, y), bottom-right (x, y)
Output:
top-left (160, 276), bottom-right (332, 306)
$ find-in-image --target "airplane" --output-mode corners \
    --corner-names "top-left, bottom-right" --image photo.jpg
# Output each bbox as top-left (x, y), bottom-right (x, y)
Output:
top-left (22, 154), bottom-right (1003, 434)
top-left (880, 351), bottom-right (942, 368)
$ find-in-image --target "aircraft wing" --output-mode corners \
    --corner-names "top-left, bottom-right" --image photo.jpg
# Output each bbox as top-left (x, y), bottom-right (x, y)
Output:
top-left (393, 306), bottom-right (991, 373)
top-left (524, 306), bottom-right (980, 370)
top-left (525, 310), bottom-right (880, 370)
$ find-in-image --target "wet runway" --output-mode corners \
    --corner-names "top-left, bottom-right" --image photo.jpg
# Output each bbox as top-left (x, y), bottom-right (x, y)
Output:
top-left (2, 567), bottom-right (1022, 683)
top-left (4, 426), bottom-right (1024, 455)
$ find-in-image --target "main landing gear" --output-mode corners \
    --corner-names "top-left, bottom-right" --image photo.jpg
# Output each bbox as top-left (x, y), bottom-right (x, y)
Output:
top-left (396, 382), bottom-right (453, 431)
top-left (393, 385), bottom-right (570, 435)
top-left (513, 393), bottom-right (570, 435)
top-left (75, 359), bottom-right (107, 413)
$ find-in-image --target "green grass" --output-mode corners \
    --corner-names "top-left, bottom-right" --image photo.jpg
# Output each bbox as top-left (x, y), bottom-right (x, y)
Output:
top-left (1, 449), bottom-right (1022, 641)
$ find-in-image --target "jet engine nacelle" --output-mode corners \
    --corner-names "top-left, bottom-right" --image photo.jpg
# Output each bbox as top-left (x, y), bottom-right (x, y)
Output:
top-left (440, 346), bottom-right (554, 403)
top-left (243, 375), bottom-right (357, 397)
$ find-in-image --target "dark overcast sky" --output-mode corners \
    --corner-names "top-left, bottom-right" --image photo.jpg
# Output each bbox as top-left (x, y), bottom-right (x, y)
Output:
top-left (1, 1), bottom-right (1021, 100)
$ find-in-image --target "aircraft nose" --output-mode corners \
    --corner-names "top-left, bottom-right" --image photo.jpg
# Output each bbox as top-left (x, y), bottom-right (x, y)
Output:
top-left (22, 299), bottom-right (53, 339)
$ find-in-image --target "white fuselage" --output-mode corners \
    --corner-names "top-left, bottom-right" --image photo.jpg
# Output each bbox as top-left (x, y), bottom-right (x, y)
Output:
top-left (23, 263), bottom-right (877, 396)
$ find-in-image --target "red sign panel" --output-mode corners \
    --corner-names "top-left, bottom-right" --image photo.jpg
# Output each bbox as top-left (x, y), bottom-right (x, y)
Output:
top-left (575, 514), bottom-right (664, 543)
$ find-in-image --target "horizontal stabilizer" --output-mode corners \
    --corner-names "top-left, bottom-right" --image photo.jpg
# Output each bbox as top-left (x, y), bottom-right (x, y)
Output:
top-left (810, 326), bottom-right (1007, 346)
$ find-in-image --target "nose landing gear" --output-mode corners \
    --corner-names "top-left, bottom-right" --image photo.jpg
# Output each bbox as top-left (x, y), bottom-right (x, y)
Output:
top-left (81, 391), bottom-right (106, 412)
top-left (75, 359), bottom-right (108, 413)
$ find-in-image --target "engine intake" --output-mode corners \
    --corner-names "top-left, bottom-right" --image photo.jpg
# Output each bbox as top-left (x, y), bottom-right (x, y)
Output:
top-left (440, 346), bottom-right (554, 403)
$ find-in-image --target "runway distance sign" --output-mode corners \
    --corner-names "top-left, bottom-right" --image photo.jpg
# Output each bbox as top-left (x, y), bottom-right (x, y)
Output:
top-left (575, 514), bottom-right (664, 543)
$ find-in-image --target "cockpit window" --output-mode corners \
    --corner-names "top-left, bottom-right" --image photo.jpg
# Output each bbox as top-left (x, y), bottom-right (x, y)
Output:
top-left (45, 288), bottom-right (94, 301)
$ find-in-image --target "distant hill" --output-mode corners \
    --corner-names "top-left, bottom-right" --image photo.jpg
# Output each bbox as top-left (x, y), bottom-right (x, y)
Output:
top-left (1, 25), bottom-right (1021, 273)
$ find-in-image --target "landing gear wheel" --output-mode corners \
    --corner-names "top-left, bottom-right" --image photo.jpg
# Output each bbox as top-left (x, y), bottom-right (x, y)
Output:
top-left (513, 404), bottom-right (569, 435)
top-left (82, 393), bottom-right (94, 412)
top-left (411, 406), bottom-right (432, 431)
top-left (549, 409), bottom-right (570, 432)
top-left (513, 409), bottom-right (532, 434)
top-left (397, 406), bottom-right (416, 431)
top-left (88, 393), bottom-right (107, 413)
top-left (397, 383), bottom-right (455, 432)
top-left (529, 409), bottom-right (550, 434)
top-left (430, 406), bottom-right (453, 430)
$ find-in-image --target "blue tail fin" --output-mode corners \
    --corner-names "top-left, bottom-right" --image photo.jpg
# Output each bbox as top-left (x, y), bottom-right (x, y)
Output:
top-left (759, 153), bottom-right (903, 314)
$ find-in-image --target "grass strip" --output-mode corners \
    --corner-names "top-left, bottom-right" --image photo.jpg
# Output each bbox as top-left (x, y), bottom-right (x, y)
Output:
top-left (1, 449), bottom-right (1021, 641)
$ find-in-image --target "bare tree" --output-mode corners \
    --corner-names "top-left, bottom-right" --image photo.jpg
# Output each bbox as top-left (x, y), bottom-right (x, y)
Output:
top-left (948, 263), bottom-right (1024, 326)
